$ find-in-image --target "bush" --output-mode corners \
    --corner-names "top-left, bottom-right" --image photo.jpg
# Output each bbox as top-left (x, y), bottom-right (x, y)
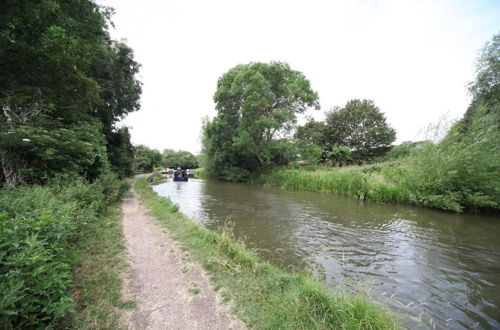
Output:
top-left (0, 175), bottom-right (129, 328)
top-left (220, 167), bottom-right (250, 182)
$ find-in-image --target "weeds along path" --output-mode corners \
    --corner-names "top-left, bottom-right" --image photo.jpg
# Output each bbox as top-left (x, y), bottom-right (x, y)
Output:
top-left (120, 188), bottom-right (245, 329)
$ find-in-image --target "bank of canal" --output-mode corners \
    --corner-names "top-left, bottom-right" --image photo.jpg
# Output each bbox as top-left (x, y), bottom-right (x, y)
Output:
top-left (152, 179), bottom-right (500, 329)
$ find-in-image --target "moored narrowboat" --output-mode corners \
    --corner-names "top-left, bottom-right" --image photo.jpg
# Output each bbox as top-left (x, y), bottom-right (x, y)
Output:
top-left (173, 167), bottom-right (188, 181)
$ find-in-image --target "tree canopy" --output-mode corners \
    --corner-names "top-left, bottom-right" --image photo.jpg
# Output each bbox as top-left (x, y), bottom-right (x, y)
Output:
top-left (133, 145), bottom-right (162, 173)
top-left (162, 149), bottom-right (199, 169)
top-left (324, 99), bottom-right (396, 161)
top-left (202, 62), bottom-right (319, 179)
top-left (0, 0), bottom-right (141, 186)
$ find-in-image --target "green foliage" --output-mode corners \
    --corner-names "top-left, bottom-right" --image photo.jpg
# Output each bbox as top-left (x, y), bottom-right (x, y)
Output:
top-left (294, 120), bottom-right (329, 146)
top-left (133, 145), bottom-right (162, 173)
top-left (327, 145), bottom-right (352, 166)
top-left (73, 205), bottom-right (132, 329)
top-left (257, 165), bottom-right (410, 203)
top-left (375, 141), bottom-right (424, 162)
top-left (202, 62), bottom-right (319, 179)
top-left (401, 105), bottom-right (500, 211)
top-left (468, 33), bottom-right (500, 108)
top-left (0, 0), bottom-right (141, 186)
top-left (107, 127), bottom-right (135, 178)
top-left (296, 143), bottom-right (324, 164)
top-left (267, 34), bottom-right (500, 212)
top-left (135, 179), bottom-right (400, 329)
top-left (260, 125), bottom-right (500, 212)
top-left (191, 167), bottom-right (207, 179)
top-left (0, 176), bottom-right (129, 328)
top-left (324, 99), bottom-right (396, 161)
top-left (162, 149), bottom-right (199, 169)
top-left (0, 119), bottom-right (108, 183)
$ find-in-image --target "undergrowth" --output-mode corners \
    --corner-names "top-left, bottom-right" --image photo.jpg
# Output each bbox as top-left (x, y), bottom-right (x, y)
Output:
top-left (135, 178), bottom-right (400, 329)
top-left (255, 140), bottom-right (499, 213)
top-left (0, 174), bottom-right (130, 329)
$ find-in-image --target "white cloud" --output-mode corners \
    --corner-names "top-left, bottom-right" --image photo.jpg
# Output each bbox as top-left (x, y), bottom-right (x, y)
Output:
top-left (104, 0), bottom-right (499, 153)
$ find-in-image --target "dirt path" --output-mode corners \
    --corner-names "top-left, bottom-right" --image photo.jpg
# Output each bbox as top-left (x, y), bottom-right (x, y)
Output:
top-left (120, 189), bottom-right (245, 329)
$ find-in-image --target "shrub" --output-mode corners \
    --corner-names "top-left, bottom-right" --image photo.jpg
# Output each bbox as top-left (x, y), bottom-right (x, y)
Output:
top-left (0, 175), bottom-right (129, 328)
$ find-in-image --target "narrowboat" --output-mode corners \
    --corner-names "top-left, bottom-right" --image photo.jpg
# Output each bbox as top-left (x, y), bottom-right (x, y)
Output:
top-left (173, 168), bottom-right (188, 181)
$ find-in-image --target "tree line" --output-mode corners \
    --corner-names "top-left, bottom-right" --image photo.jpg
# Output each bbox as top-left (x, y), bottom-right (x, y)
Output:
top-left (1, 0), bottom-right (141, 187)
top-left (0, 1), bottom-right (144, 327)
top-left (133, 146), bottom-right (199, 173)
top-left (202, 33), bottom-right (499, 212)
top-left (202, 33), bottom-right (499, 193)
top-left (201, 62), bottom-right (397, 180)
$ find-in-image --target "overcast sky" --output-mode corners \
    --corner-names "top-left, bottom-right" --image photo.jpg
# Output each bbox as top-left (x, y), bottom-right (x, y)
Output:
top-left (104, 0), bottom-right (499, 154)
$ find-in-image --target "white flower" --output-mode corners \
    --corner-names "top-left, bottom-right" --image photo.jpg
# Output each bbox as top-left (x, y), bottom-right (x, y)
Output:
top-left (22, 138), bottom-right (30, 142)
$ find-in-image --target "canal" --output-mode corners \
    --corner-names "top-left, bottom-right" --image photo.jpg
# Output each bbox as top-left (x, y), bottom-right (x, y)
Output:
top-left (152, 179), bottom-right (500, 329)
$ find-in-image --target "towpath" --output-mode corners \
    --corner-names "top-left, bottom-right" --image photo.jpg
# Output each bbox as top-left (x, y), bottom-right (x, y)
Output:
top-left (120, 185), bottom-right (245, 329)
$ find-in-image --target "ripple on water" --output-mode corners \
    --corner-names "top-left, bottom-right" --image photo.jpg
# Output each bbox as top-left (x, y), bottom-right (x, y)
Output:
top-left (152, 179), bottom-right (500, 329)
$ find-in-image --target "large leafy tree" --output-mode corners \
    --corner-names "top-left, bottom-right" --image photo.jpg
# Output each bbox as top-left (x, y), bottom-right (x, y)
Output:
top-left (0, 0), bottom-right (141, 186)
top-left (133, 145), bottom-right (162, 173)
top-left (162, 149), bottom-right (199, 169)
top-left (203, 62), bottom-right (319, 179)
top-left (324, 99), bottom-right (396, 161)
top-left (294, 119), bottom-right (331, 162)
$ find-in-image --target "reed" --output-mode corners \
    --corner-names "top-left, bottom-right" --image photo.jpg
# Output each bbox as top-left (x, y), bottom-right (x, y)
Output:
top-left (257, 163), bottom-right (411, 205)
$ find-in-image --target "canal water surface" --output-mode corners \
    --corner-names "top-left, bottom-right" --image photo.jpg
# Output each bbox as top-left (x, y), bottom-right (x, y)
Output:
top-left (152, 179), bottom-right (500, 329)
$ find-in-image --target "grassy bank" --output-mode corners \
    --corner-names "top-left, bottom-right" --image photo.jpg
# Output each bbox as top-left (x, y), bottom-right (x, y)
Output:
top-left (134, 178), bottom-right (400, 329)
top-left (73, 204), bottom-right (133, 329)
top-left (255, 139), bottom-right (499, 213)
top-left (191, 167), bottom-right (207, 179)
top-left (255, 162), bottom-right (411, 205)
top-left (0, 175), bottom-right (131, 328)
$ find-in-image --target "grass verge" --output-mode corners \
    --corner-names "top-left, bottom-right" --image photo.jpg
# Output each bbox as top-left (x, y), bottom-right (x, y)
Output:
top-left (134, 178), bottom-right (400, 329)
top-left (73, 204), bottom-right (133, 329)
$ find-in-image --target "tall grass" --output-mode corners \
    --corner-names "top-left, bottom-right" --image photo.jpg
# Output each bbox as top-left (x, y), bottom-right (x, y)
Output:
top-left (135, 179), bottom-right (400, 329)
top-left (257, 137), bottom-right (499, 213)
top-left (256, 164), bottom-right (411, 205)
top-left (73, 205), bottom-right (133, 329)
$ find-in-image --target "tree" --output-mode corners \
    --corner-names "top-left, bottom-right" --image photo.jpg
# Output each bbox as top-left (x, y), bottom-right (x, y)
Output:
top-left (454, 32), bottom-right (500, 137)
top-left (202, 62), bottom-right (319, 179)
top-left (133, 145), bottom-right (162, 173)
top-left (107, 127), bottom-right (135, 178)
top-left (469, 33), bottom-right (500, 107)
top-left (294, 119), bottom-right (331, 162)
top-left (328, 145), bottom-right (352, 166)
top-left (0, 0), bottom-right (141, 186)
top-left (324, 99), bottom-right (396, 161)
top-left (162, 149), bottom-right (199, 169)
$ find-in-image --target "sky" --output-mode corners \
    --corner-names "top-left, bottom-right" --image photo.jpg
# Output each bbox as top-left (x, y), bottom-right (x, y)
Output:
top-left (103, 0), bottom-right (499, 154)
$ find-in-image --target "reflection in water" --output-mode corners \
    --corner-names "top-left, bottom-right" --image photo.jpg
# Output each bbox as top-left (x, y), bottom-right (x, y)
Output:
top-left (153, 179), bottom-right (500, 329)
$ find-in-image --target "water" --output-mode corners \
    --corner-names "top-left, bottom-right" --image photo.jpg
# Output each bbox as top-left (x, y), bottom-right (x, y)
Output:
top-left (153, 179), bottom-right (500, 329)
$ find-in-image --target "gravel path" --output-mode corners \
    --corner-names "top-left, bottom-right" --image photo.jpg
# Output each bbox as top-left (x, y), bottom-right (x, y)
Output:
top-left (121, 190), bottom-right (245, 329)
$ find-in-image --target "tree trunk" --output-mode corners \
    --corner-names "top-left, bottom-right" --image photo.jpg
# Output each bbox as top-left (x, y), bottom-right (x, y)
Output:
top-left (255, 152), bottom-right (265, 165)
top-left (1, 157), bottom-right (23, 188)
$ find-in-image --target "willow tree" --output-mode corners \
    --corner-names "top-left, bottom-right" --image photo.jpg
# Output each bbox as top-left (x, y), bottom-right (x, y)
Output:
top-left (202, 62), bottom-right (319, 180)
